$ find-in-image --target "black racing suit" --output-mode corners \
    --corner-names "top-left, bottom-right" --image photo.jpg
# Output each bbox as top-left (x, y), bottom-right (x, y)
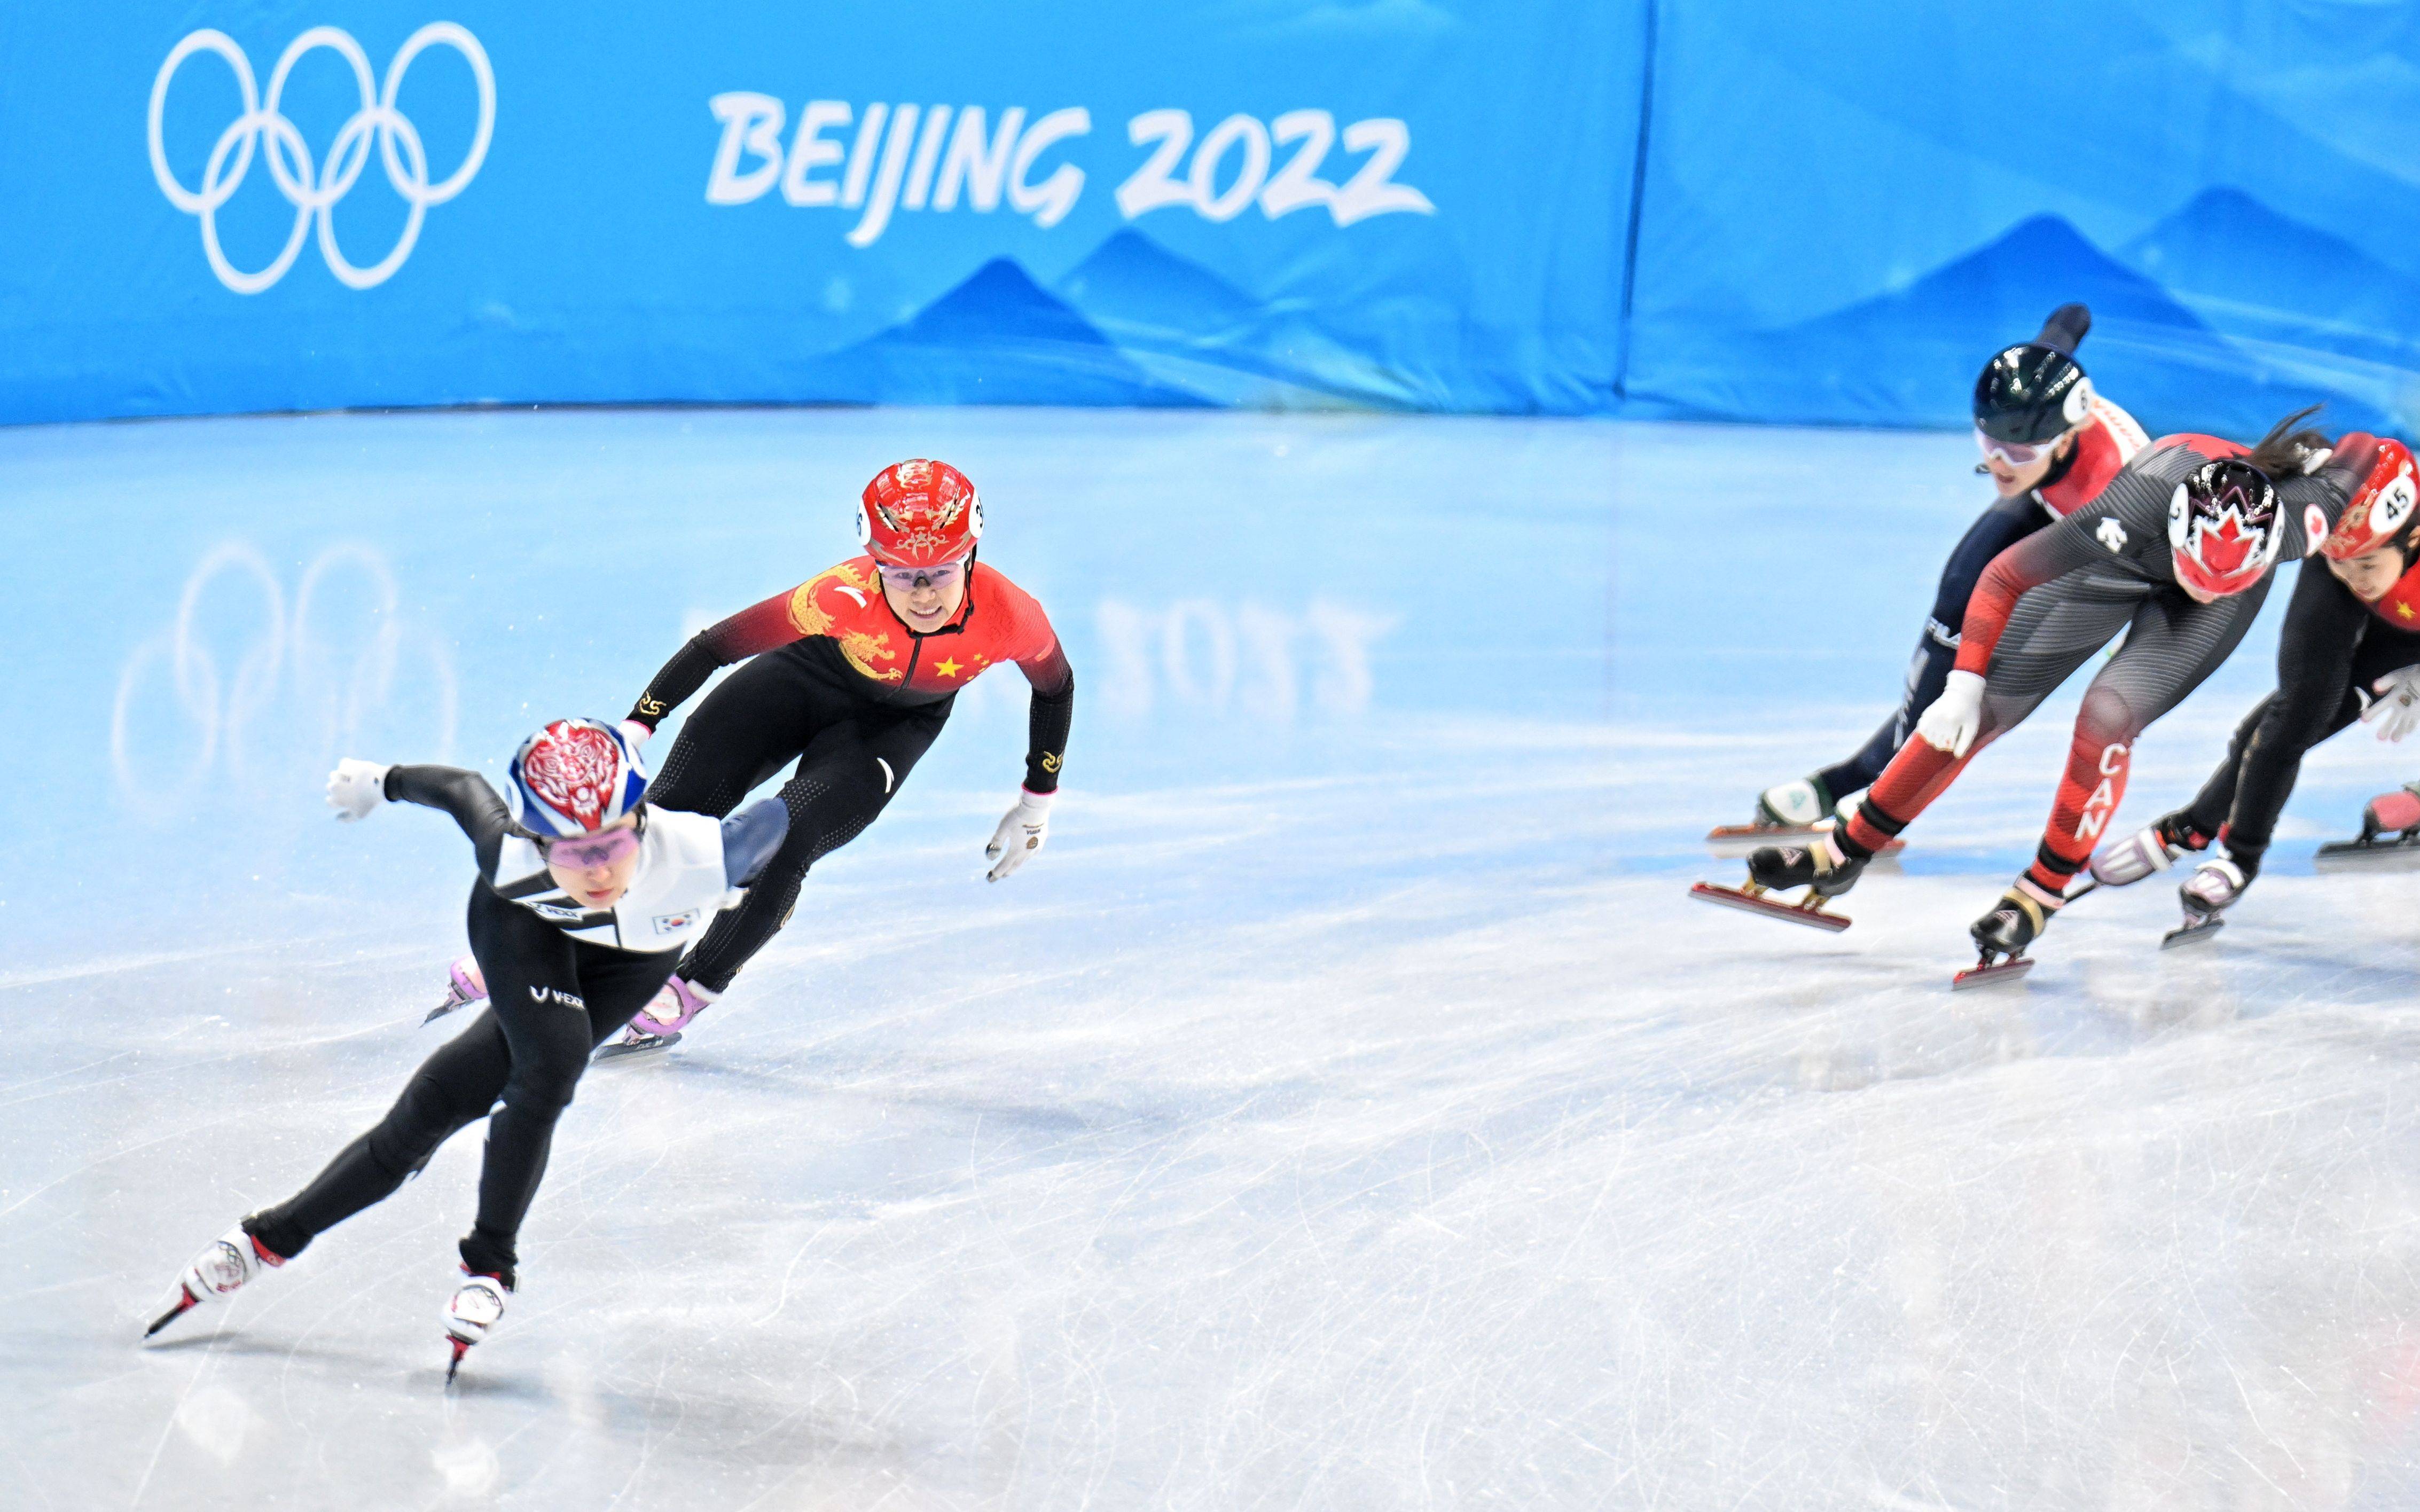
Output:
top-left (2173, 558), bottom-right (2420, 876)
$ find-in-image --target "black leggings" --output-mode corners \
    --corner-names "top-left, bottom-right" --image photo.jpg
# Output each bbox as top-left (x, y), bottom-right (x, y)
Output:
top-left (2180, 563), bottom-right (2420, 871)
top-left (1817, 493), bottom-right (2046, 801)
top-left (248, 884), bottom-right (677, 1281)
top-left (648, 645), bottom-right (950, 993)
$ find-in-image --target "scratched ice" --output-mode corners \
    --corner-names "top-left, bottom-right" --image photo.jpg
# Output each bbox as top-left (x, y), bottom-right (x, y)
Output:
top-left (7, 407), bottom-right (2420, 1509)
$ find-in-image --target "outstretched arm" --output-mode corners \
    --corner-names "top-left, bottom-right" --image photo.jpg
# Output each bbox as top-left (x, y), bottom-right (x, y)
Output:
top-left (327, 759), bottom-right (515, 876)
top-left (626, 590), bottom-right (805, 732)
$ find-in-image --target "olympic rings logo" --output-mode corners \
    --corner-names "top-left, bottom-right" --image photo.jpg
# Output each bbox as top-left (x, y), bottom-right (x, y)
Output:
top-left (113, 543), bottom-right (458, 813)
top-left (147, 25), bottom-right (495, 293)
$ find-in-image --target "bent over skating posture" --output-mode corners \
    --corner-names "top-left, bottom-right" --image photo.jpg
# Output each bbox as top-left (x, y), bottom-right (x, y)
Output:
top-left (1705, 412), bottom-right (2364, 980)
top-left (2089, 438), bottom-right (2420, 940)
top-left (149, 719), bottom-right (787, 1378)
top-left (598, 458), bottom-right (1073, 1054)
top-left (1743, 304), bottom-right (2147, 835)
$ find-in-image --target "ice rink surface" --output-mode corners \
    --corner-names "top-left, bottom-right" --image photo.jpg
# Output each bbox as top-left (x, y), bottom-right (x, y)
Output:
top-left (9, 405), bottom-right (2420, 1509)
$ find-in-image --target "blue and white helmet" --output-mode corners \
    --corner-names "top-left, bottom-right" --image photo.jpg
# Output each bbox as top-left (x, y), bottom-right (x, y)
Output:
top-left (505, 718), bottom-right (648, 839)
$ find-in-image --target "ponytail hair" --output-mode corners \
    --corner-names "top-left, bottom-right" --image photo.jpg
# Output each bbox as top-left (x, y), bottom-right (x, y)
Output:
top-left (2245, 404), bottom-right (2330, 480)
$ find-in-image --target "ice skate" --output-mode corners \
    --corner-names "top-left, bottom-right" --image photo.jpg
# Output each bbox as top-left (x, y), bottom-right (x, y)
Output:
top-left (146, 1222), bottom-right (284, 1338)
top-left (1706, 777), bottom-right (1836, 847)
top-left (2088, 811), bottom-right (2207, 887)
top-left (594, 974), bottom-right (718, 1061)
top-left (2162, 858), bottom-right (2245, 949)
top-left (443, 1270), bottom-right (510, 1383)
top-left (1690, 835), bottom-right (1867, 932)
top-left (1955, 880), bottom-right (2061, 988)
top-left (2315, 783), bottom-right (2420, 869)
top-left (425, 956), bottom-right (486, 1025)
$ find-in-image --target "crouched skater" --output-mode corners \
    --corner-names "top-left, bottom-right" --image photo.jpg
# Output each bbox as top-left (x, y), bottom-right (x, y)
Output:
top-left (146, 718), bottom-right (787, 1380)
top-left (1704, 410), bottom-right (2366, 981)
top-left (426, 459), bottom-right (1072, 1057)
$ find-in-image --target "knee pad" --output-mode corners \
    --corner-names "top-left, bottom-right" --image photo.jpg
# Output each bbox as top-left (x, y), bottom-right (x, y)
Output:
top-left (2076, 684), bottom-right (2140, 746)
top-left (500, 1070), bottom-right (580, 1119)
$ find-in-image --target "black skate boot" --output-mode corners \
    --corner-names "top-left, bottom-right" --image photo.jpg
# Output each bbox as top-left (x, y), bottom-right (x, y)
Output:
top-left (1690, 834), bottom-right (1868, 932)
top-left (1955, 878), bottom-right (2062, 988)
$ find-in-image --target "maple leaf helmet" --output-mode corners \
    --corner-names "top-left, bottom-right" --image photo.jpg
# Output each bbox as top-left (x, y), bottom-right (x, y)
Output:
top-left (2167, 458), bottom-right (2282, 599)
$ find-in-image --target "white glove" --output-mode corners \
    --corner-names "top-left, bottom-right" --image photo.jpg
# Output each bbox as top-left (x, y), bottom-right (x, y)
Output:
top-left (1915, 669), bottom-right (1988, 757)
top-left (2364, 668), bottom-right (2420, 742)
top-left (617, 718), bottom-right (654, 749)
top-left (326, 758), bottom-right (393, 821)
top-left (984, 789), bottom-right (1053, 882)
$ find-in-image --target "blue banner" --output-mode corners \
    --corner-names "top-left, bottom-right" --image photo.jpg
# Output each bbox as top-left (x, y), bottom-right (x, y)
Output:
top-left (12, 3), bottom-right (2420, 435)
top-left (0, 3), bottom-right (1638, 423)
top-left (1620, 0), bottom-right (2420, 440)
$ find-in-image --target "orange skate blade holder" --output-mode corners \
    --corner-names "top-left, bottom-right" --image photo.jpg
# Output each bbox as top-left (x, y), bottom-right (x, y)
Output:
top-left (1688, 880), bottom-right (1851, 933)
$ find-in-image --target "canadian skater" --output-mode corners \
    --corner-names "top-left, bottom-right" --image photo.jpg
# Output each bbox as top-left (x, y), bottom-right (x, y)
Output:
top-left (1707, 410), bottom-right (2363, 981)
top-left (147, 719), bottom-right (789, 1380)
top-left (434, 460), bottom-right (1073, 1058)
top-left (2088, 436), bottom-right (2419, 941)
top-left (1730, 304), bottom-right (2148, 843)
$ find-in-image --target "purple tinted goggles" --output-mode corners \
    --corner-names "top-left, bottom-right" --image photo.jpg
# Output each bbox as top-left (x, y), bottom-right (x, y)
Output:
top-left (541, 826), bottom-right (640, 871)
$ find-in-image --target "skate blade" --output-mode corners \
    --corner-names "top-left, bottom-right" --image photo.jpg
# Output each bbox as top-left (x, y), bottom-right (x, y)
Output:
top-left (592, 1030), bottom-right (679, 1062)
top-left (1703, 824), bottom-right (1905, 860)
top-left (1952, 955), bottom-right (2033, 990)
top-left (1688, 882), bottom-right (1851, 933)
top-left (2160, 914), bottom-right (2225, 950)
top-left (445, 1338), bottom-right (470, 1384)
top-left (144, 1288), bottom-right (198, 1339)
top-left (2313, 835), bottom-right (2420, 873)
top-left (424, 997), bottom-right (469, 1026)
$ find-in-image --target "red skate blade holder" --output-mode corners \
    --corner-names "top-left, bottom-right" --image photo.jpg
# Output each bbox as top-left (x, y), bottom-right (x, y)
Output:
top-left (1688, 881), bottom-right (1851, 933)
top-left (1952, 954), bottom-right (2034, 990)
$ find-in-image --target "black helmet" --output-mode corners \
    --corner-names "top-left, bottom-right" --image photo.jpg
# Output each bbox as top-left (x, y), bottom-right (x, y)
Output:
top-left (1973, 343), bottom-right (2092, 445)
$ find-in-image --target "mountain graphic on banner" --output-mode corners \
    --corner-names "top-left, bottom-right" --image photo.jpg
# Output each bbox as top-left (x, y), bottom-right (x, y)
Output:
top-left (2121, 187), bottom-right (2420, 386)
top-left (1764, 214), bottom-right (2387, 436)
top-left (837, 257), bottom-right (1208, 410)
top-left (1053, 230), bottom-right (1379, 408)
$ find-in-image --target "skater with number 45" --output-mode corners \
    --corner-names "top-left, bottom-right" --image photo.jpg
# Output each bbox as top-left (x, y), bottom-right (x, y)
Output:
top-left (1696, 411), bottom-right (2369, 985)
top-left (2087, 435), bottom-right (2420, 943)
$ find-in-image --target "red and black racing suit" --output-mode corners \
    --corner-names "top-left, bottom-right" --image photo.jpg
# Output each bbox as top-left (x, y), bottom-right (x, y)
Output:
top-left (626, 556), bottom-right (1074, 994)
top-left (1834, 435), bottom-right (2361, 896)
top-left (2169, 494), bottom-right (2420, 878)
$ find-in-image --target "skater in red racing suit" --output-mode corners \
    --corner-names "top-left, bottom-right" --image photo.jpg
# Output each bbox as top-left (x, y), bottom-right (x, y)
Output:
top-left (602, 459), bottom-right (1072, 1053)
top-left (1750, 304), bottom-right (2147, 830)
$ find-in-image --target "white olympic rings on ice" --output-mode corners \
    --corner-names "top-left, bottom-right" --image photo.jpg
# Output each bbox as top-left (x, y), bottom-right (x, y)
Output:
top-left (113, 543), bottom-right (458, 811)
top-left (147, 24), bottom-right (495, 293)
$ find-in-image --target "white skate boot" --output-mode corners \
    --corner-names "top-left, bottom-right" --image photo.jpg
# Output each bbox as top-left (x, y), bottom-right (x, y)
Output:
top-left (444, 1270), bottom-right (510, 1382)
top-left (147, 1223), bottom-right (284, 1337)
